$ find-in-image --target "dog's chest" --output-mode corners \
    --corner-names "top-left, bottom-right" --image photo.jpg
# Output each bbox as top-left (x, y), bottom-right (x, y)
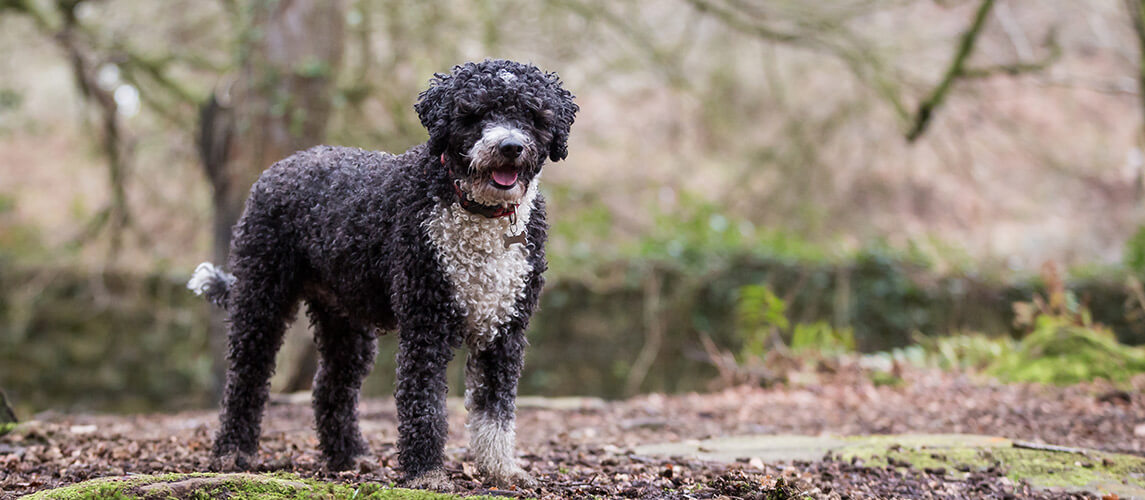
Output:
top-left (423, 194), bottom-right (535, 349)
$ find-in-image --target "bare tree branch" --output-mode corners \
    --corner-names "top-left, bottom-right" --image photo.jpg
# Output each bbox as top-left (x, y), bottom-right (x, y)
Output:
top-left (684, 0), bottom-right (1057, 143)
top-left (555, 0), bottom-right (693, 89)
top-left (1126, 0), bottom-right (1145, 145)
top-left (682, 0), bottom-right (806, 44)
top-left (905, 0), bottom-right (995, 142)
top-left (6, 0), bottom-right (136, 254)
top-left (995, 0), bottom-right (1033, 60)
top-left (105, 43), bottom-right (201, 106)
top-left (681, 0), bottom-right (911, 123)
top-left (1034, 75), bottom-right (1138, 96)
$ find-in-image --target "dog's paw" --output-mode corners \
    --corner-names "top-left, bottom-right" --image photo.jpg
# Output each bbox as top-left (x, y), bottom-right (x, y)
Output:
top-left (320, 435), bottom-right (371, 472)
top-left (322, 455), bottom-right (361, 473)
top-left (403, 468), bottom-right (454, 492)
top-left (487, 465), bottom-right (539, 490)
top-left (209, 450), bottom-right (256, 472)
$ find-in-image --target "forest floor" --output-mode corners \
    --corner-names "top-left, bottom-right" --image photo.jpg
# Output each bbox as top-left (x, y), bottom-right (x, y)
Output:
top-left (2, 367), bottom-right (1144, 499)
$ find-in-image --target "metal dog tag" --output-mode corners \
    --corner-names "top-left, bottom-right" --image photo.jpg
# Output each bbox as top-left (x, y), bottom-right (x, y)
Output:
top-left (504, 232), bottom-right (527, 249)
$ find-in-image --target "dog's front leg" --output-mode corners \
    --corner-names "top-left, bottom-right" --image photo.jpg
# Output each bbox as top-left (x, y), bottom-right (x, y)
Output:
top-left (465, 330), bottom-right (538, 489)
top-left (395, 329), bottom-right (455, 491)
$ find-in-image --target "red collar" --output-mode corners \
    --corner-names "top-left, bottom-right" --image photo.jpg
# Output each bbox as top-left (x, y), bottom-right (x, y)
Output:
top-left (442, 154), bottom-right (518, 220)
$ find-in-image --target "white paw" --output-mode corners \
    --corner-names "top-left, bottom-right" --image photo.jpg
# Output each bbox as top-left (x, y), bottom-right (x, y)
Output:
top-left (486, 465), bottom-right (539, 489)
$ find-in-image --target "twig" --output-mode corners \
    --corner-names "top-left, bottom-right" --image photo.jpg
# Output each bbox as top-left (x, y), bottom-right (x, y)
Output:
top-left (994, 0), bottom-right (1032, 60)
top-left (624, 270), bottom-right (664, 396)
top-left (1032, 76), bottom-right (1138, 97)
top-left (1124, 276), bottom-right (1145, 324)
top-left (698, 330), bottom-right (742, 388)
top-left (960, 30), bottom-right (1062, 79)
top-left (0, 389), bottom-right (18, 423)
top-left (1012, 440), bottom-right (1089, 455)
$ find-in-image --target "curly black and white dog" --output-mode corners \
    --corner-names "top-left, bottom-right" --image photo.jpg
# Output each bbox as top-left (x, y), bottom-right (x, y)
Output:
top-left (187, 59), bottom-right (577, 490)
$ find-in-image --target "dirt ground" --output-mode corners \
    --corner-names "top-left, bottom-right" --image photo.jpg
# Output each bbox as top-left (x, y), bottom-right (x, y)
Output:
top-left (2, 368), bottom-right (1143, 499)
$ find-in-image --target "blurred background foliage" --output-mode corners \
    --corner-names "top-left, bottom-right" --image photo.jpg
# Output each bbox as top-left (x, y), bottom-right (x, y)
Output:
top-left (3, 0), bottom-right (1145, 414)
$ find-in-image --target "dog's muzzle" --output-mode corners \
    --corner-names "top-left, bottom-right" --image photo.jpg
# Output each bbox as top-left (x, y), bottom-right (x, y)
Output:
top-left (444, 154), bottom-right (519, 220)
top-left (490, 137), bottom-right (525, 188)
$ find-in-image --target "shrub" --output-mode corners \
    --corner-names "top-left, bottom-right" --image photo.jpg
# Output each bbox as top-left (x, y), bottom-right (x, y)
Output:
top-left (913, 263), bottom-right (1145, 385)
top-left (989, 315), bottom-right (1145, 385)
top-left (734, 283), bottom-right (855, 362)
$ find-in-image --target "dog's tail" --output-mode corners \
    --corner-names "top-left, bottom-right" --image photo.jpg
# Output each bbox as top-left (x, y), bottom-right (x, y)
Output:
top-left (188, 262), bottom-right (235, 308)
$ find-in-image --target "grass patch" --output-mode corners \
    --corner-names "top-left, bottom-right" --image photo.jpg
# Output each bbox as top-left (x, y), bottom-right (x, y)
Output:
top-left (22, 473), bottom-right (507, 500)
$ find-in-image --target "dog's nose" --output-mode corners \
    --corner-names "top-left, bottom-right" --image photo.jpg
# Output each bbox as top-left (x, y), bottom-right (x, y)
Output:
top-left (499, 138), bottom-right (524, 159)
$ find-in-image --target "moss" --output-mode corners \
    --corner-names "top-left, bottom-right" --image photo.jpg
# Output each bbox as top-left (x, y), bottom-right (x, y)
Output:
top-left (22, 476), bottom-right (151, 500)
top-left (866, 370), bottom-right (904, 387)
top-left (0, 422), bottom-right (16, 435)
top-left (838, 437), bottom-right (1145, 494)
top-left (23, 473), bottom-right (508, 500)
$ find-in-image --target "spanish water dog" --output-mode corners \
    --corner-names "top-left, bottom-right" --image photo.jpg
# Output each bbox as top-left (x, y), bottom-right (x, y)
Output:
top-left (188, 59), bottom-right (577, 490)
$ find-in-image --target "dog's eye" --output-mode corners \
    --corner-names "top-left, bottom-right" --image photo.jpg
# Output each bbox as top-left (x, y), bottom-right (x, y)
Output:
top-left (454, 99), bottom-right (484, 123)
top-left (535, 109), bottom-right (554, 126)
top-left (458, 111), bottom-right (483, 125)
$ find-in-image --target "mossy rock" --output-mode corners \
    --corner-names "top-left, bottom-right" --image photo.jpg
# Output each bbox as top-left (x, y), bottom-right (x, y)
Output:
top-left (837, 435), bottom-right (1145, 497)
top-left (636, 434), bottom-right (1145, 498)
top-left (20, 472), bottom-right (504, 500)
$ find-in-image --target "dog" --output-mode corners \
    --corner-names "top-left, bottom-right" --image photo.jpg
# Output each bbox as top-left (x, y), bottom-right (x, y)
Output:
top-left (187, 59), bottom-right (577, 490)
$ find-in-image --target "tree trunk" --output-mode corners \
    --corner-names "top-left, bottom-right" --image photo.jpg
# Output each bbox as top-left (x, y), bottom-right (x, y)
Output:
top-left (198, 0), bottom-right (345, 398)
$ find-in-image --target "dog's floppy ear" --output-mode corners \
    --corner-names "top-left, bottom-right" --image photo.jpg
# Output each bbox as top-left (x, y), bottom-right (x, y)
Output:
top-left (546, 73), bottom-right (579, 163)
top-left (415, 72), bottom-right (453, 157)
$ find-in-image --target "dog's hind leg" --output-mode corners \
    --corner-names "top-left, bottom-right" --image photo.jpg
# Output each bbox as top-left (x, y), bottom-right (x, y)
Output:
top-left (464, 328), bottom-right (538, 489)
top-left (211, 234), bottom-right (301, 470)
top-left (309, 302), bottom-right (377, 471)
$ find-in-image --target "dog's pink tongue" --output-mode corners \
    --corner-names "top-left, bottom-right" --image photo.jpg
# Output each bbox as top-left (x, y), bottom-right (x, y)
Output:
top-left (492, 169), bottom-right (518, 186)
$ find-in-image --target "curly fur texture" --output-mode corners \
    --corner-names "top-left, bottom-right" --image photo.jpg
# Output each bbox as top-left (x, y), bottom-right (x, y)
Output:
top-left (191, 59), bottom-right (577, 490)
top-left (424, 178), bottom-right (539, 350)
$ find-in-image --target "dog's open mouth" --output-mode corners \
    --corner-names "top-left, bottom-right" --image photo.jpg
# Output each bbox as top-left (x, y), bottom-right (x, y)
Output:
top-left (490, 168), bottom-right (519, 189)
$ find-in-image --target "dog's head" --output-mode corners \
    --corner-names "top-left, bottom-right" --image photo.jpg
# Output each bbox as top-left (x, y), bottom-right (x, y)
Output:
top-left (415, 59), bottom-right (578, 206)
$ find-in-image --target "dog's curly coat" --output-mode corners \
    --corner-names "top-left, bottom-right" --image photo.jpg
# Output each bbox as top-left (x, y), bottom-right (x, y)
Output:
top-left (188, 59), bottom-right (577, 490)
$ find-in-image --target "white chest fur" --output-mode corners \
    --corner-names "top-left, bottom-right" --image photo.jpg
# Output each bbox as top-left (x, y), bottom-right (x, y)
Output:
top-left (423, 181), bottom-right (538, 349)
